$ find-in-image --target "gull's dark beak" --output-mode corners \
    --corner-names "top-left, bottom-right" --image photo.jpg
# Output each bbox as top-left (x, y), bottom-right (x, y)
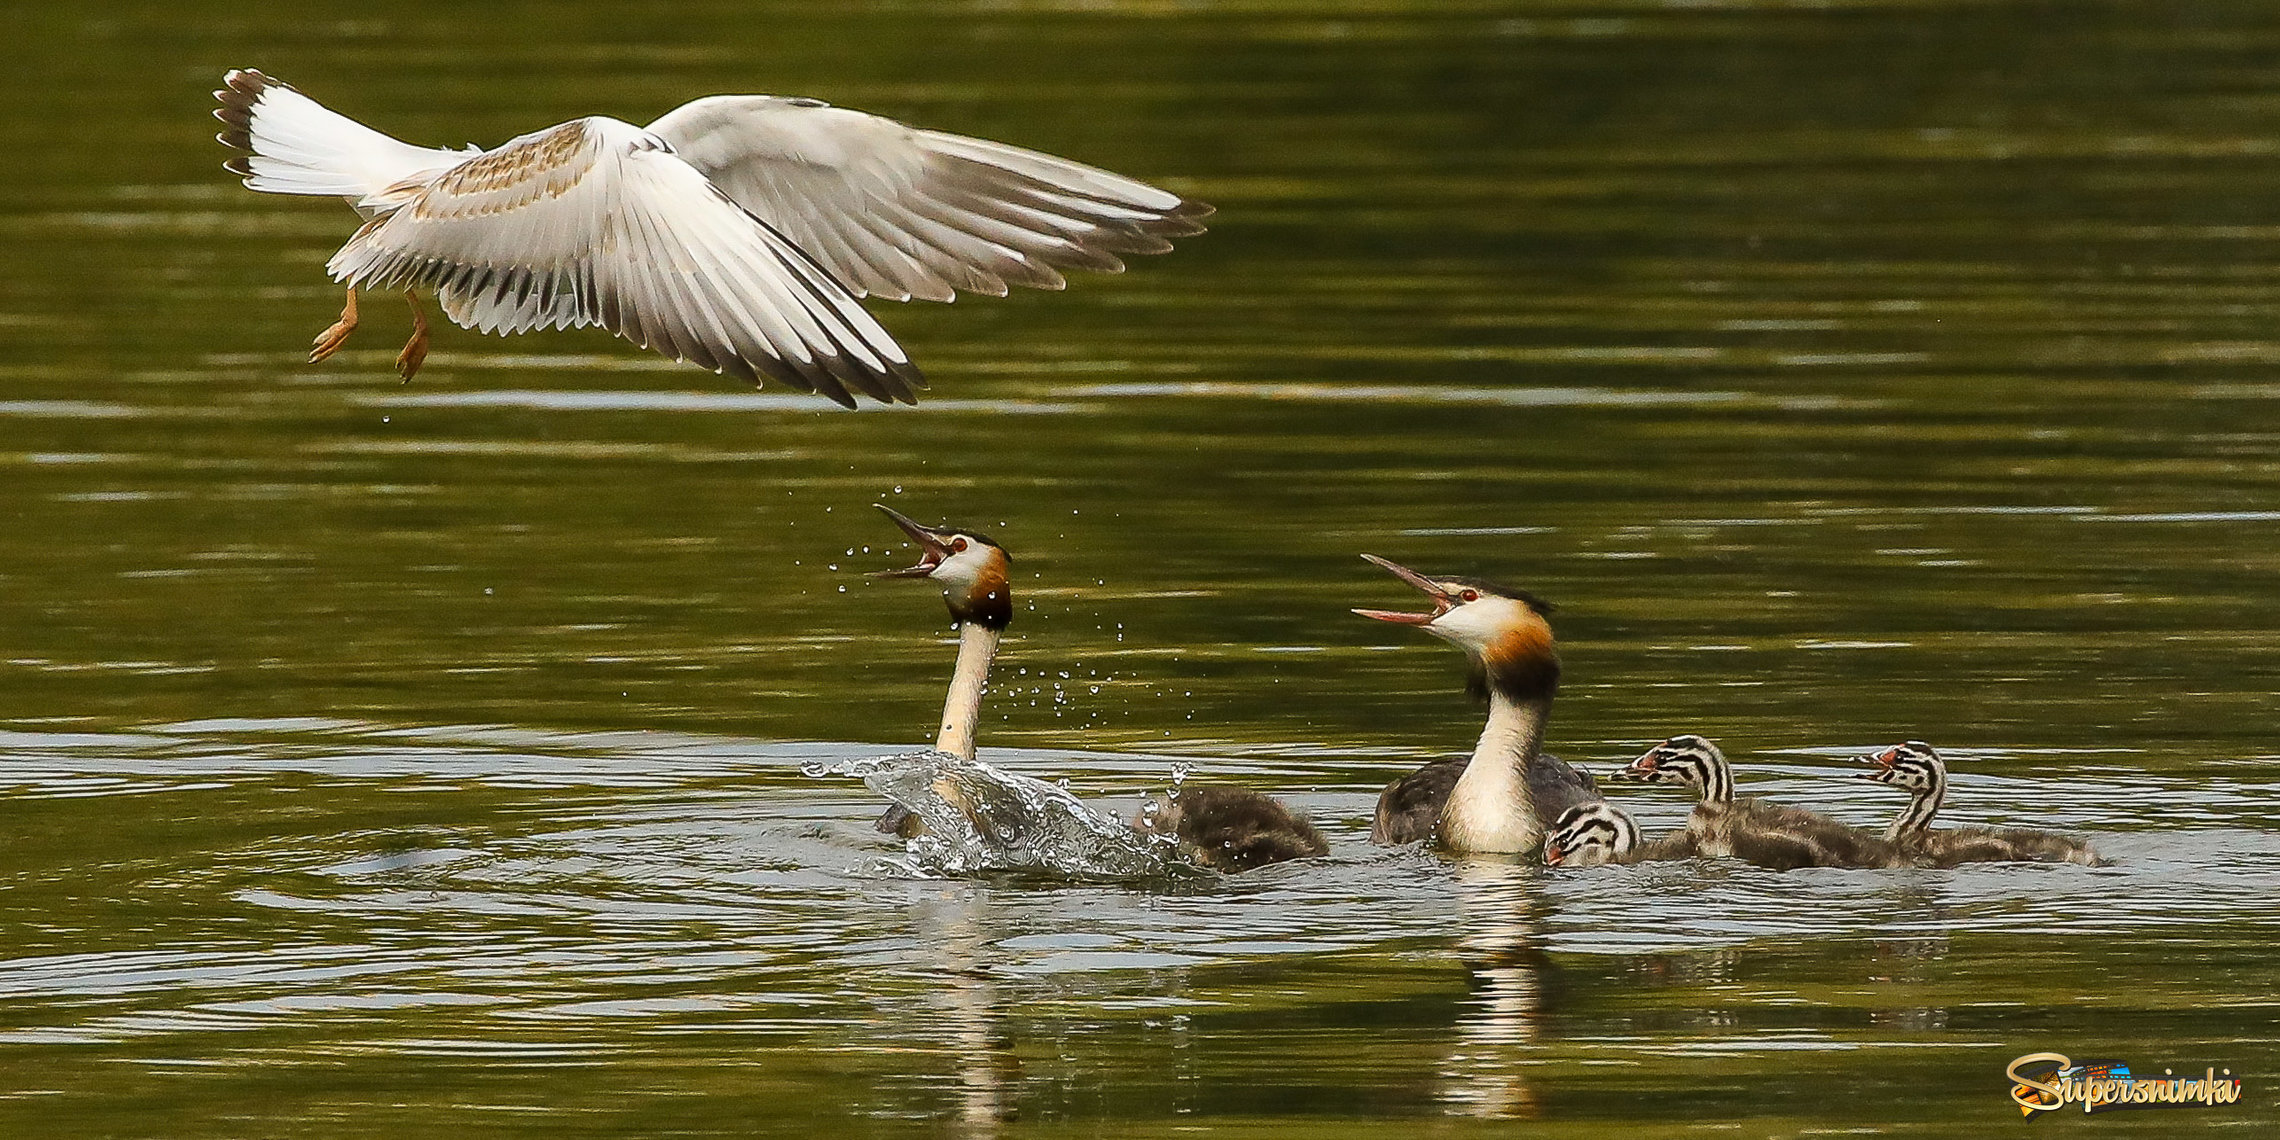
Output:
top-left (873, 504), bottom-right (952, 578)
top-left (1352, 553), bottom-right (1457, 625)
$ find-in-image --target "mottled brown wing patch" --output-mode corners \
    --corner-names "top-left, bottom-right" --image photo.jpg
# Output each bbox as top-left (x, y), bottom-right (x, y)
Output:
top-left (417, 120), bottom-right (595, 216)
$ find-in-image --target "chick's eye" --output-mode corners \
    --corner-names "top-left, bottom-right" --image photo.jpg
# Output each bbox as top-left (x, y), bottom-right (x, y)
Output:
top-left (951, 538), bottom-right (969, 553)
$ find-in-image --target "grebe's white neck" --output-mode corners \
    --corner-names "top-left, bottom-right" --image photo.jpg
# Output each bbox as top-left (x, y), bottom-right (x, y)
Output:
top-left (1438, 690), bottom-right (1551, 855)
top-left (933, 622), bottom-right (1002, 760)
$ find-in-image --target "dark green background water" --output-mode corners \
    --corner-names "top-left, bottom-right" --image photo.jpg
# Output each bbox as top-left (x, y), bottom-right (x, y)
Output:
top-left (3, 1), bottom-right (2277, 1135)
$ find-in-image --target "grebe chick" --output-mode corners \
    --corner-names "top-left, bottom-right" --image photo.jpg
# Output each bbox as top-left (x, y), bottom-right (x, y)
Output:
top-left (1131, 784), bottom-right (1329, 873)
top-left (871, 504), bottom-right (1014, 838)
top-left (1858, 741), bottom-right (2105, 867)
top-left (1612, 735), bottom-right (1902, 871)
top-left (1354, 554), bottom-right (1602, 856)
top-left (1542, 802), bottom-right (1699, 866)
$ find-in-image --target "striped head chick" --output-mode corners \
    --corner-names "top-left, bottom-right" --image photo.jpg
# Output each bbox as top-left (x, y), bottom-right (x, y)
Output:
top-left (1610, 734), bottom-right (1734, 804)
top-left (1543, 802), bottom-right (1639, 867)
top-left (1856, 740), bottom-right (1945, 836)
top-left (874, 504), bottom-right (1013, 629)
top-left (1350, 553), bottom-right (1559, 704)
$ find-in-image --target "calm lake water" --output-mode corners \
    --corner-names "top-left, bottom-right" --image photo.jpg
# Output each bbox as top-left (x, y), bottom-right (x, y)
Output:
top-left (5, 0), bottom-right (2280, 1134)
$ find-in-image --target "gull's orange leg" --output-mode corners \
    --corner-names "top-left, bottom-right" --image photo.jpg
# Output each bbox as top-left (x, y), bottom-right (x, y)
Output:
top-left (310, 286), bottom-right (359, 363)
top-left (396, 291), bottom-right (430, 382)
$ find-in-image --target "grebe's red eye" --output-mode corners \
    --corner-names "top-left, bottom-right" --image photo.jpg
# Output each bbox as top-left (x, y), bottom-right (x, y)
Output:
top-left (1460, 589), bottom-right (1478, 602)
top-left (951, 538), bottom-right (969, 553)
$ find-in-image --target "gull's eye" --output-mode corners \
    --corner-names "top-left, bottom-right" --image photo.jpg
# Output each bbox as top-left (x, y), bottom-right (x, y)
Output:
top-left (951, 538), bottom-right (969, 553)
top-left (1460, 588), bottom-right (1479, 602)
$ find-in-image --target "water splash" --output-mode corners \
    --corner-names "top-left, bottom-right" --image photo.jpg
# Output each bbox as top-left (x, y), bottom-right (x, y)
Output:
top-left (805, 750), bottom-right (1201, 882)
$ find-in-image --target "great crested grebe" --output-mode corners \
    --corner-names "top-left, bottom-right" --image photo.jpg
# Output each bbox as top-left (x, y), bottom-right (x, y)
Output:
top-left (870, 504), bottom-right (1014, 837)
top-left (1611, 735), bottom-right (1902, 871)
top-left (871, 504), bottom-right (1324, 871)
top-left (1858, 741), bottom-right (2105, 866)
top-left (1542, 802), bottom-right (1699, 866)
top-left (212, 69), bottom-right (1207, 397)
top-left (1355, 555), bottom-right (1602, 856)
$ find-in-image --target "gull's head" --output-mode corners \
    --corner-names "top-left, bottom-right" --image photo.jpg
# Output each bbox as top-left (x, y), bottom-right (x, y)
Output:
top-left (874, 504), bottom-right (1012, 629)
top-left (1857, 740), bottom-right (1942, 791)
top-left (1353, 553), bottom-right (1559, 702)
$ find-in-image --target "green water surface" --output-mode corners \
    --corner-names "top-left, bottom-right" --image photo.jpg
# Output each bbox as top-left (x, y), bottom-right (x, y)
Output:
top-left (3, 1), bottom-right (2278, 1135)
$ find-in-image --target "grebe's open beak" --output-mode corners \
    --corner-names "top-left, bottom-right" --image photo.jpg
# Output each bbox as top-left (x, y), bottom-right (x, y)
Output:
top-left (1543, 839), bottom-right (1567, 866)
top-left (873, 504), bottom-right (953, 578)
top-left (1853, 745), bottom-right (1903, 781)
top-left (1351, 554), bottom-right (1458, 625)
top-left (1608, 743), bottom-right (1666, 783)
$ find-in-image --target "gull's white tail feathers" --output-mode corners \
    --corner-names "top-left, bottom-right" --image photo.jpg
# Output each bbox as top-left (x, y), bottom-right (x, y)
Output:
top-left (213, 69), bottom-right (469, 204)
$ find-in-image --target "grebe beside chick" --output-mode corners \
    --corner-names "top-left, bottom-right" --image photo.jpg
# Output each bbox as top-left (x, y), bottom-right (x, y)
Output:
top-left (1542, 802), bottom-right (1699, 866)
top-left (1858, 741), bottom-right (2105, 866)
top-left (871, 504), bottom-right (1325, 871)
top-left (1354, 555), bottom-right (1602, 857)
top-left (1611, 735), bottom-right (1902, 871)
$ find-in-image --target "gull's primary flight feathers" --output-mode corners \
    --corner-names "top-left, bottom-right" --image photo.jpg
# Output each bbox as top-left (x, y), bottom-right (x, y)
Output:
top-left (212, 69), bottom-right (1210, 406)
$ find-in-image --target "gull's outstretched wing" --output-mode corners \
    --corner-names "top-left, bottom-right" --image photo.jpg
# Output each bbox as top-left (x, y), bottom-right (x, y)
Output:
top-left (647, 95), bottom-right (1211, 303)
top-left (326, 115), bottom-right (922, 406)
